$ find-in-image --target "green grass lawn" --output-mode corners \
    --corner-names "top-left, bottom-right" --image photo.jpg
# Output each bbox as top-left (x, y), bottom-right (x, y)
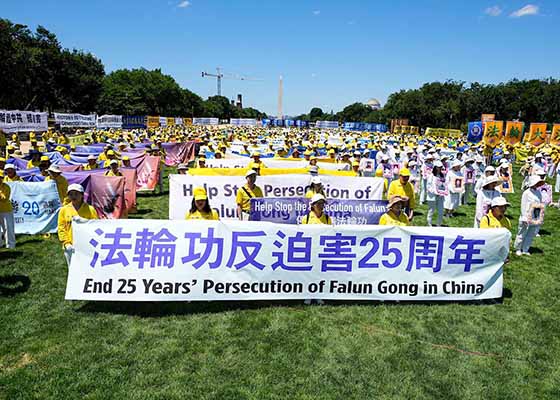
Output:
top-left (1, 168), bottom-right (560, 399)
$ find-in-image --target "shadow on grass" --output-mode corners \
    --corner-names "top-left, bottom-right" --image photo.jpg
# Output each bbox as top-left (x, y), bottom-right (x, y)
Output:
top-left (538, 229), bottom-right (551, 236)
top-left (0, 251), bottom-right (24, 261)
top-left (0, 274), bottom-right (31, 297)
top-left (137, 191), bottom-right (166, 198)
top-left (77, 292), bottom-right (510, 317)
top-left (129, 208), bottom-right (153, 216)
top-left (528, 247), bottom-right (544, 254)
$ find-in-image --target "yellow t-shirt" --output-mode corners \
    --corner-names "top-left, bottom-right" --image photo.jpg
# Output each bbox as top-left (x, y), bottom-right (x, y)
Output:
top-left (301, 212), bottom-right (332, 225)
top-left (387, 180), bottom-right (416, 209)
top-left (83, 163), bottom-right (98, 171)
top-left (46, 175), bottom-right (69, 205)
top-left (57, 202), bottom-right (98, 246)
top-left (26, 160), bottom-right (41, 169)
top-left (479, 211), bottom-right (512, 230)
top-left (4, 175), bottom-right (21, 182)
top-left (185, 209), bottom-right (220, 220)
top-left (0, 183), bottom-right (12, 212)
top-left (379, 211), bottom-right (409, 226)
top-left (105, 169), bottom-right (123, 177)
top-left (236, 184), bottom-right (264, 212)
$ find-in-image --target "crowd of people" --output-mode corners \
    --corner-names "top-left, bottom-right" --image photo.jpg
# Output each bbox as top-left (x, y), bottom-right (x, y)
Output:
top-left (0, 125), bottom-right (559, 263)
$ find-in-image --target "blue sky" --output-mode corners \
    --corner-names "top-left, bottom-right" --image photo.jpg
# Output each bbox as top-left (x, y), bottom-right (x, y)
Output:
top-left (3, 1), bottom-right (559, 116)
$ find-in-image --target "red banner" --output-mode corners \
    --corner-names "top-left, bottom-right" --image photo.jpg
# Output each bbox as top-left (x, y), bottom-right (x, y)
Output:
top-left (121, 168), bottom-right (138, 214)
top-left (136, 156), bottom-right (160, 191)
top-left (163, 142), bottom-right (195, 166)
top-left (88, 175), bottom-right (126, 219)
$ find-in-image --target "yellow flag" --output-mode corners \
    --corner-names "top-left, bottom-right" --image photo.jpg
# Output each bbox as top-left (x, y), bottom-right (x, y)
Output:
top-left (147, 116), bottom-right (160, 128)
top-left (550, 124), bottom-right (560, 146)
top-left (166, 117), bottom-right (175, 126)
top-left (483, 121), bottom-right (503, 148)
top-left (526, 123), bottom-right (548, 147)
top-left (504, 122), bottom-right (524, 146)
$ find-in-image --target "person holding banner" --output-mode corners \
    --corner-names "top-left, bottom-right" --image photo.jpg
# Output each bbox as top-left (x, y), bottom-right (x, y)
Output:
top-left (46, 165), bottom-right (69, 205)
top-left (177, 164), bottom-right (188, 174)
top-left (305, 177), bottom-right (326, 199)
top-left (379, 195), bottom-right (410, 226)
top-left (236, 170), bottom-right (264, 221)
top-left (426, 161), bottom-right (446, 227)
top-left (514, 175), bottom-right (546, 256)
top-left (26, 150), bottom-right (42, 169)
top-left (387, 168), bottom-right (415, 220)
top-left (480, 197), bottom-right (512, 229)
top-left (3, 164), bottom-right (21, 182)
top-left (83, 155), bottom-right (98, 171)
top-left (185, 187), bottom-right (219, 220)
top-left (301, 194), bottom-right (332, 225)
top-left (105, 160), bottom-right (123, 177)
top-left (122, 156), bottom-right (132, 168)
top-left (0, 171), bottom-right (16, 249)
top-left (58, 184), bottom-right (98, 265)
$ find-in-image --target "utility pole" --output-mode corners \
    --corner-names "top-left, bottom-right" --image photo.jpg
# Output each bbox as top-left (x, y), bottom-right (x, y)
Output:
top-left (277, 75), bottom-right (283, 120)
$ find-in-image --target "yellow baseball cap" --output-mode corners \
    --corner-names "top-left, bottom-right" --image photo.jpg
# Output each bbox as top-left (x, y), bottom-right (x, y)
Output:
top-left (193, 186), bottom-right (207, 201)
top-left (122, 156), bottom-right (130, 161)
top-left (399, 168), bottom-right (411, 177)
top-left (40, 156), bottom-right (50, 162)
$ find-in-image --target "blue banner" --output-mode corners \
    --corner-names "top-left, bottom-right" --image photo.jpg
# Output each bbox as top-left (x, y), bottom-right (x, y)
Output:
top-left (467, 121), bottom-right (483, 143)
top-left (7, 181), bottom-right (61, 234)
top-left (250, 197), bottom-right (388, 225)
top-left (122, 116), bottom-right (147, 129)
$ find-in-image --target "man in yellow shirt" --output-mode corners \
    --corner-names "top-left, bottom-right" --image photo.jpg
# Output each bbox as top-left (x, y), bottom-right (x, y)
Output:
top-left (480, 196), bottom-right (512, 229)
top-left (185, 187), bottom-right (220, 220)
top-left (3, 164), bottom-right (21, 182)
top-left (387, 168), bottom-right (415, 220)
top-left (83, 155), bottom-right (98, 170)
top-left (58, 183), bottom-right (98, 265)
top-left (379, 195), bottom-right (410, 226)
top-left (46, 165), bottom-right (69, 205)
top-left (0, 171), bottom-right (16, 249)
top-left (236, 169), bottom-right (264, 220)
top-left (105, 160), bottom-right (123, 176)
top-left (301, 194), bottom-right (332, 224)
top-left (26, 150), bottom-right (42, 169)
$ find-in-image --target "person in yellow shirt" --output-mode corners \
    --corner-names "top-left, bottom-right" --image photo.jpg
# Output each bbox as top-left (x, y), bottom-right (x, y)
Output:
top-left (83, 155), bottom-right (98, 170)
top-left (3, 164), bottom-right (21, 182)
top-left (301, 193), bottom-right (332, 225)
top-left (305, 176), bottom-right (326, 199)
top-left (58, 183), bottom-right (98, 265)
top-left (46, 165), bottom-right (69, 205)
top-left (26, 150), bottom-right (42, 169)
top-left (387, 168), bottom-right (415, 220)
top-left (105, 160), bottom-right (123, 176)
top-left (0, 171), bottom-right (16, 249)
top-left (185, 187), bottom-right (220, 220)
top-left (352, 161), bottom-right (361, 176)
top-left (122, 156), bottom-right (132, 168)
top-left (39, 156), bottom-right (50, 177)
top-left (480, 196), bottom-right (512, 229)
top-left (236, 169), bottom-right (264, 220)
top-left (379, 195), bottom-right (410, 226)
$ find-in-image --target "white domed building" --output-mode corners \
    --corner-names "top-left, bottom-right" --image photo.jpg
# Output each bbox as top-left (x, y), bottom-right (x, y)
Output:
top-left (366, 98), bottom-right (381, 110)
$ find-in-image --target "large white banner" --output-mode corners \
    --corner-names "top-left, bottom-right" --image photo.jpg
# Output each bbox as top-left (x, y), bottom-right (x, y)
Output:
top-left (54, 113), bottom-right (97, 128)
top-left (204, 158), bottom-right (350, 171)
top-left (169, 174), bottom-right (384, 220)
top-left (193, 118), bottom-right (219, 125)
top-left (65, 219), bottom-right (510, 301)
top-left (96, 115), bottom-right (123, 129)
top-left (0, 110), bottom-right (48, 132)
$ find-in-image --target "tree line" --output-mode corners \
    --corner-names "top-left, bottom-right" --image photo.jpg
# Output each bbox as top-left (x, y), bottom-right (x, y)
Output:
top-left (295, 79), bottom-right (560, 129)
top-left (0, 19), bottom-right (267, 120)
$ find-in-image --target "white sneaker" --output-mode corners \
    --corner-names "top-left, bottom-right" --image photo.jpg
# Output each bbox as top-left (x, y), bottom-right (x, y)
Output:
top-left (515, 250), bottom-right (523, 256)
top-left (535, 234), bottom-right (541, 237)
top-left (523, 252), bottom-right (531, 256)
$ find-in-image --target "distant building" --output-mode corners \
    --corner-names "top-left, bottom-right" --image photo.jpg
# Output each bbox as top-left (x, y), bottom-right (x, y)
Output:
top-left (366, 98), bottom-right (382, 110)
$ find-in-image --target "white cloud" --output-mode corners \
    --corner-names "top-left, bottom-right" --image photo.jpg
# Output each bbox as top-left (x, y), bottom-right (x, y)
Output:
top-left (484, 6), bottom-right (502, 17)
top-left (313, 10), bottom-right (320, 15)
top-left (178, 0), bottom-right (191, 8)
top-left (510, 4), bottom-right (539, 17)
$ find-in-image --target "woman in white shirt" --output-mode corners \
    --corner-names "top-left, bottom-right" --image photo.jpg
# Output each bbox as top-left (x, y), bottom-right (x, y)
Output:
top-left (426, 161), bottom-right (446, 227)
top-left (514, 175), bottom-right (545, 256)
top-left (444, 160), bottom-right (464, 217)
